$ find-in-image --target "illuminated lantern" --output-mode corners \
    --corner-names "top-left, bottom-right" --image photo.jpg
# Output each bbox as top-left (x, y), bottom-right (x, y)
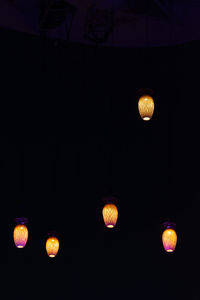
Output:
top-left (46, 234), bottom-right (59, 258)
top-left (138, 94), bottom-right (154, 121)
top-left (102, 200), bottom-right (118, 228)
top-left (162, 222), bottom-right (177, 252)
top-left (13, 217), bottom-right (28, 248)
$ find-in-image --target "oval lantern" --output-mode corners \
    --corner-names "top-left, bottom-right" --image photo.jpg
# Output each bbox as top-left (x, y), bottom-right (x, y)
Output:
top-left (102, 202), bottom-right (118, 228)
top-left (138, 94), bottom-right (154, 121)
top-left (162, 222), bottom-right (177, 252)
top-left (13, 217), bottom-right (28, 248)
top-left (46, 235), bottom-right (59, 258)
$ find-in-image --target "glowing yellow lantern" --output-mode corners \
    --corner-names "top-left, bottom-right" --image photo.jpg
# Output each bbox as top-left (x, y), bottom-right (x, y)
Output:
top-left (13, 218), bottom-right (28, 248)
top-left (138, 94), bottom-right (154, 121)
top-left (162, 222), bottom-right (177, 252)
top-left (102, 203), bottom-right (118, 228)
top-left (46, 235), bottom-right (59, 258)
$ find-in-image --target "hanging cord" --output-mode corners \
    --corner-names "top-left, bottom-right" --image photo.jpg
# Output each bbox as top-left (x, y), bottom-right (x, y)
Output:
top-left (167, 3), bottom-right (174, 192)
top-left (93, 41), bottom-right (99, 65)
top-left (110, 0), bottom-right (115, 47)
top-left (109, 1), bottom-right (115, 196)
top-left (19, 144), bottom-right (24, 194)
top-left (51, 137), bottom-right (58, 195)
top-left (168, 1), bottom-right (173, 45)
top-left (92, 40), bottom-right (99, 97)
top-left (144, 0), bottom-right (149, 88)
top-left (65, 14), bottom-right (74, 42)
top-left (41, 33), bottom-right (47, 74)
top-left (92, 39), bottom-right (112, 196)
top-left (17, 142), bottom-right (25, 216)
top-left (53, 145), bottom-right (57, 194)
top-left (64, 3), bottom-right (75, 43)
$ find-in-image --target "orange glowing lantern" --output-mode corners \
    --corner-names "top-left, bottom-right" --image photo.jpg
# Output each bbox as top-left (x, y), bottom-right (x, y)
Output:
top-left (138, 94), bottom-right (154, 121)
top-left (102, 200), bottom-right (118, 228)
top-left (13, 218), bottom-right (28, 248)
top-left (46, 234), bottom-right (59, 258)
top-left (162, 222), bottom-right (177, 252)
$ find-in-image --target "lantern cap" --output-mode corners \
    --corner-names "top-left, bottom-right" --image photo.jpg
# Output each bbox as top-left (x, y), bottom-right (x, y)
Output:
top-left (163, 221), bottom-right (176, 229)
top-left (15, 217), bottom-right (28, 225)
top-left (137, 88), bottom-right (154, 97)
top-left (46, 230), bottom-right (59, 238)
top-left (102, 196), bottom-right (118, 205)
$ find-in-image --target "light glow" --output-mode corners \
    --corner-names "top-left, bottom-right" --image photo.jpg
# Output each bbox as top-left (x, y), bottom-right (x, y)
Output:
top-left (46, 236), bottom-right (59, 258)
top-left (162, 228), bottom-right (177, 252)
top-left (102, 203), bottom-right (118, 228)
top-left (138, 94), bottom-right (154, 121)
top-left (13, 224), bottom-right (28, 248)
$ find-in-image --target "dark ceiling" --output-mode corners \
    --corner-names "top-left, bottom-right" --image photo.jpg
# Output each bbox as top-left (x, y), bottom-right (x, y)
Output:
top-left (0, 0), bottom-right (199, 47)
top-left (1, 26), bottom-right (199, 299)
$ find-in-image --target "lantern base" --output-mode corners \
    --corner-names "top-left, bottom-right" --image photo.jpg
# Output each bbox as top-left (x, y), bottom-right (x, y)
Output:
top-left (107, 224), bottom-right (114, 228)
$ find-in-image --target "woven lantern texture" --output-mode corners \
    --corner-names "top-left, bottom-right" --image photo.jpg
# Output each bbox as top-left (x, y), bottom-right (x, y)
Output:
top-left (138, 94), bottom-right (154, 121)
top-left (46, 236), bottom-right (60, 257)
top-left (162, 228), bottom-right (177, 252)
top-left (13, 224), bottom-right (28, 248)
top-left (102, 203), bottom-right (118, 228)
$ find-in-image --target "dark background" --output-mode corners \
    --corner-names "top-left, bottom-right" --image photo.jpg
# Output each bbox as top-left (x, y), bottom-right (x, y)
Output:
top-left (1, 27), bottom-right (199, 299)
